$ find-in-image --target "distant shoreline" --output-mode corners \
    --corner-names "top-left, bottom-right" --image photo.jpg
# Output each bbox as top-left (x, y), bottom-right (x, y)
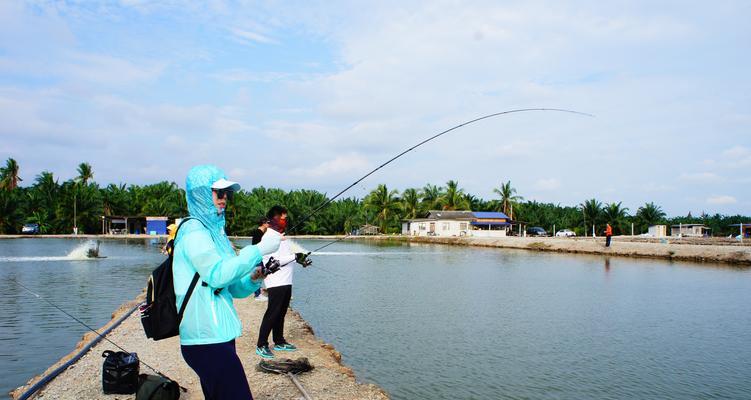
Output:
top-left (2, 234), bottom-right (749, 266)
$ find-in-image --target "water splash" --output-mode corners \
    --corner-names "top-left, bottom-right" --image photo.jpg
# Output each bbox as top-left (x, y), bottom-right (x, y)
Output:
top-left (0, 240), bottom-right (104, 262)
top-left (66, 240), bottom-right (101, 259)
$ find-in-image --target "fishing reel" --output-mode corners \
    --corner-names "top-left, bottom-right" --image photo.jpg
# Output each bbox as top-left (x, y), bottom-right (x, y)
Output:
top-left (261, 257), bottom-right (281, 276)
top-left (295, 252), bottom-right (312, 267)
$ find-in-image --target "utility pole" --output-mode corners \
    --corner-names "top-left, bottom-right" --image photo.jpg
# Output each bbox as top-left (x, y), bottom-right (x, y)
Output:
top-left (73, 191), bottom-right (77, 235)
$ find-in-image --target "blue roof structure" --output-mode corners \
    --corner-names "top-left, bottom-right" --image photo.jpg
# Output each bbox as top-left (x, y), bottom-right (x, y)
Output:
top-left (471, 221), bottom-right (511, 226)
top-left (472, 211), bottom-right (509, 219)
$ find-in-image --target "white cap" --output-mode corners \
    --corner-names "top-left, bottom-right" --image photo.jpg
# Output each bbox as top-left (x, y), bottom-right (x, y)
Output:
top-left (211, 178), bottom-right (241, 191)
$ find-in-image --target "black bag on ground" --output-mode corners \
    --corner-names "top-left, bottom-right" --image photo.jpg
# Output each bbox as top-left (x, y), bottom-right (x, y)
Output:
top-left (137, 374), bottom-right (181, 400)
top-left (140, 218), bottom-right (203, 341)
top-left (102, 350), bottom-right (139, 394)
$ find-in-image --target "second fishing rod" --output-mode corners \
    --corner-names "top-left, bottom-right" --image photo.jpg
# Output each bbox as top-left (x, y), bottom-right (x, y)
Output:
top-left (283, 108), bottom-right (593, 255)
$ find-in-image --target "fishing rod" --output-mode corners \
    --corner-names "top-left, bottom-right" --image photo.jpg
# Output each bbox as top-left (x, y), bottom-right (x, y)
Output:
top-left (288, 108), bottom-right (593, 254)
top-left (11, 279), bottom-right (186, 391)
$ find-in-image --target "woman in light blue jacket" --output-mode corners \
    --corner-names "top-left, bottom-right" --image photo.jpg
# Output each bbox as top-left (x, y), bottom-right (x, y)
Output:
top-left (173, 165), bottom-right (280, 400)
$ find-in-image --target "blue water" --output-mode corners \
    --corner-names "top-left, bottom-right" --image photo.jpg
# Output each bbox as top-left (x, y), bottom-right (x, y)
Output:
top-left (0, 238), bottom-right (164, 399)
top-left (2, 238), bottom-right (751, 399)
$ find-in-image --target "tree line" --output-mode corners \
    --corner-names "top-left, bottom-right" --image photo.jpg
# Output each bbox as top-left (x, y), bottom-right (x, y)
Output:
top-left (1, 158), bottom-right (748, 236)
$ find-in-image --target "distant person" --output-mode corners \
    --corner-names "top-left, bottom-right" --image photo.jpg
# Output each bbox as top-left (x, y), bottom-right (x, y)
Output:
top-left (162, 223), bottom-right (177, 255)
top-left (251, 217), bottom-right (270, 299)
top-left (173, 165), bottom-right (281, 399)
top-left (251, 217), bottom-right (270, 245)
top-left (605, 223), bottom-right (613, 247)
top-left (255, 205), bottom-right (312, 359)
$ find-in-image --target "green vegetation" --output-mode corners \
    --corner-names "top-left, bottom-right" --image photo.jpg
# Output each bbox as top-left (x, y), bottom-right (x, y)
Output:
top-left (0, 158), bottom-right (748, 236)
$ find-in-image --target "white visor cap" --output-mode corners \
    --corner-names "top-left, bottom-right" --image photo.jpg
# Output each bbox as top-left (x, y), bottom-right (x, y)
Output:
top-left (211, 178), bottom-right (241, 192)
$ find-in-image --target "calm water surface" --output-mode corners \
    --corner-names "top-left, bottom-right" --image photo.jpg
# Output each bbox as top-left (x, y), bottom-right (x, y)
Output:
top-left (2, 238), bottom-right (751, 399)
top-left (0, 238), bottom-right (163, 399)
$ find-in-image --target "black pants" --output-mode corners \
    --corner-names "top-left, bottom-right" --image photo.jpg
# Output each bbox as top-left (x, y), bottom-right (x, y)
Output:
top-left (181, 340), bottom-right (253, 400)
top-left (606, 235), bottom-right (612, 247)
top-left (257, 284), bottom-right (292, 348)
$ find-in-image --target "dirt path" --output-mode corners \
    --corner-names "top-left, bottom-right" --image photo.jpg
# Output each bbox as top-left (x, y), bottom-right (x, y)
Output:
top-left (12, 295), bottom-right (389, 400)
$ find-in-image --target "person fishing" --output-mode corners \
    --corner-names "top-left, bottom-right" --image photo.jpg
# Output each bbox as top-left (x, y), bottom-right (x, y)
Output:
top-left (255, 206), bottom-right (312, 359)
top-left (173, 165), bottom-right (282, 400)
top-left (605, 223), bottom-right (613, 247)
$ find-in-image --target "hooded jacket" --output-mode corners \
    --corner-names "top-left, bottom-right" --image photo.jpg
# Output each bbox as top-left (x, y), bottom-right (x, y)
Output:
top-left (172, 165), bottom-right (269, 345)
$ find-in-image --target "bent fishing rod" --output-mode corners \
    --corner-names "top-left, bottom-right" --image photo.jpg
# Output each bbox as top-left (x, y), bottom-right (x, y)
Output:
top-left (12, 279), bottom-right (186, 391)
top-left (287, 108), bottom-right (593, 254)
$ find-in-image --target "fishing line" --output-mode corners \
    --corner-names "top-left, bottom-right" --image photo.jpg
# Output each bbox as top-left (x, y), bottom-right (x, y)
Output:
top-left (288, 108), bottom-right (593, 254)
top-left (11, 279), bottom-right (185, 390)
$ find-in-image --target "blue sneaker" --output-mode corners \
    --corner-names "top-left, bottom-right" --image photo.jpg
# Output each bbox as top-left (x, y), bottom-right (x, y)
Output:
top-left (273, 343), bottom-right (297, 352)
top-left (256, 346), bottom-right (274, 359)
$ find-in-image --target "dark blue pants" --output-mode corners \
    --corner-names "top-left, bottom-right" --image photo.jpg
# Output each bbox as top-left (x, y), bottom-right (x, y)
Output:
top-left (181, 340), bottom-right (253, 400)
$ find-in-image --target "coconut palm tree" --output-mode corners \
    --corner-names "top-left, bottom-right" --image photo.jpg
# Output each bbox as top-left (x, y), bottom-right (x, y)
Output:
top-left (364, 184), bottom-right (401, 233)
top-left (76, 162), bottom-right (94, 186)
top-left (580, 198), bottom-right (602, 236)
top-left (603, 201), bottom-right (630, 234)
top-left (401, 188), bottom-right (421, 219)
top-left (439, 180), bottom-right (470, 210)
top-left (636, 202), bottom-right (666, 231)
top-left (420, 183), bottom-right (442, 211)
top-left (0, 158), bottom-right (22, 191)
top-left (493, 180), bottom-right (523, 218)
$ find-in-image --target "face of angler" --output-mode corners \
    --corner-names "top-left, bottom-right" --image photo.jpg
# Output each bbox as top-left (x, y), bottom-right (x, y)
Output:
top-left (212, 189), bottom-right (230, 214)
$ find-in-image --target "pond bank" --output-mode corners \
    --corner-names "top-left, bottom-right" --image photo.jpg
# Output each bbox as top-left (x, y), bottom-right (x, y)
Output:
top-left (348, 235), bottom-right (751, 266)
top-left (11, 294), bottom-right (389, 400)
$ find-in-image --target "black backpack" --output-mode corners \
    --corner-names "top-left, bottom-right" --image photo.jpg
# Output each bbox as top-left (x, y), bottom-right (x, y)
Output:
top-left (141, 218), bottom-right (203, 341)
top-left (137, 374), bottom-right (181, 400)
top-left (102, 350), bottom-right (139, 394)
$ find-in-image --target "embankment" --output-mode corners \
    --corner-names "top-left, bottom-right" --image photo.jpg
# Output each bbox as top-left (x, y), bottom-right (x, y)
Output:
top-left (11, 294), bottom-right (388, 400)
top-left (323, 235), bottom-right (751, 266)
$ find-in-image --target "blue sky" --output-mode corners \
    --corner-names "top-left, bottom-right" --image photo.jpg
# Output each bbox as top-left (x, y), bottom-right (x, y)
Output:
top-left (1, 0), bottom-right (749, 216)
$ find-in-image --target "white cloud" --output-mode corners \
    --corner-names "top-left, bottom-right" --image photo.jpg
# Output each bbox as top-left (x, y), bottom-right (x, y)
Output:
top-left (707, 195), bottom-right (737, 205)
top-left (679, 172), bottom-right (723, 183)
top-left (290, 153), bottom-right (370, 178)
top-left (230, 28), bottom-right (277, 45)
top-left (534, 178), bottom-right (561, 191)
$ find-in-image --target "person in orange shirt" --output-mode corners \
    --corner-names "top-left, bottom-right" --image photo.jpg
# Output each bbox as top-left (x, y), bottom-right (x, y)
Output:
top-left (605, 223), bottom-right (613, 247)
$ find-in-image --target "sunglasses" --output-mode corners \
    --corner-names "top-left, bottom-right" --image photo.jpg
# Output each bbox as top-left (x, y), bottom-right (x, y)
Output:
top-left (213, 188), bottom-right (234, 201)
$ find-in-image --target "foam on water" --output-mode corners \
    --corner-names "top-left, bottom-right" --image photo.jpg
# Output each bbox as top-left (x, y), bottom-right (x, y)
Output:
top-left (0, 240), bottom-right (102, 262)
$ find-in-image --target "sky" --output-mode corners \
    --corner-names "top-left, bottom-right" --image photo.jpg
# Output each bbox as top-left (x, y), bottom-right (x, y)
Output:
top-left (1, 0), bottom-right (749, 216)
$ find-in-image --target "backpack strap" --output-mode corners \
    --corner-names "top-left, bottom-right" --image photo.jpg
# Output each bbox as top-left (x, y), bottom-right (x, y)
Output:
top-left (173, 217), bottom-right (207, 325)
top-left (177, 272), bottom-right (200, 324)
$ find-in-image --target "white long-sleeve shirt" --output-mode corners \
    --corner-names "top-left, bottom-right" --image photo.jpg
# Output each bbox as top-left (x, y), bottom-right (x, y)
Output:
top-left (263, 238), bottom-right (296, 288)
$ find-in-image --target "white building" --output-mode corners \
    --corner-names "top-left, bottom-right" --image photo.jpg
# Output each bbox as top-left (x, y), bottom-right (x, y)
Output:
top-left (670, 224), bottom-right (710, 237)
top-left (648, 225), bottom-right (667, 237)
top-left (403, 211), bottom-right (511, 238)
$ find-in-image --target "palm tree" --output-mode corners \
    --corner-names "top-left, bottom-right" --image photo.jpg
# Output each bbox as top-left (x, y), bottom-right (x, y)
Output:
top-left (364, 184), bottom-right (401, 233)
top-left (76, 162), bottom-right (94, 186)
top-left (580, 198), bottom-right (602, 236)
top-left (401, 188), bottom-right (420, 219)
top-left (603, 201), bottom-right (629, 235)
top-left (439, 180), bottom-right (469, 210)
top-left (636, 202), bottom-right (666, 231)
top-left (465, 194), bottom-right (483, 211)
top-left (420, 183), bottom-right (442, 211)
top-left (0, 158), bottom-right (22, 191)
top-left (493, 180), bottom-right (523, 218)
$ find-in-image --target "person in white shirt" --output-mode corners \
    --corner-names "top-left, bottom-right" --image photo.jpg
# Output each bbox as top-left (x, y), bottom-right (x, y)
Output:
top-left (255, 205), bottom-right (311, 359)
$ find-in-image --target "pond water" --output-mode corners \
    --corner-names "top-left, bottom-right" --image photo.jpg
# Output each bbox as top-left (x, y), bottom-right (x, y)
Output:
top-left (2, 238), bottom-right (751, 399)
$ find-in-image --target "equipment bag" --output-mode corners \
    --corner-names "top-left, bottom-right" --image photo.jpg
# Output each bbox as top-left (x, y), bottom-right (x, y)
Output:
top-left (136, 374), bottom-right (181, 400)
top-left (140, 218), bottom-right (203, 341)
top-left (102, 350), bottom-right (140, 394)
